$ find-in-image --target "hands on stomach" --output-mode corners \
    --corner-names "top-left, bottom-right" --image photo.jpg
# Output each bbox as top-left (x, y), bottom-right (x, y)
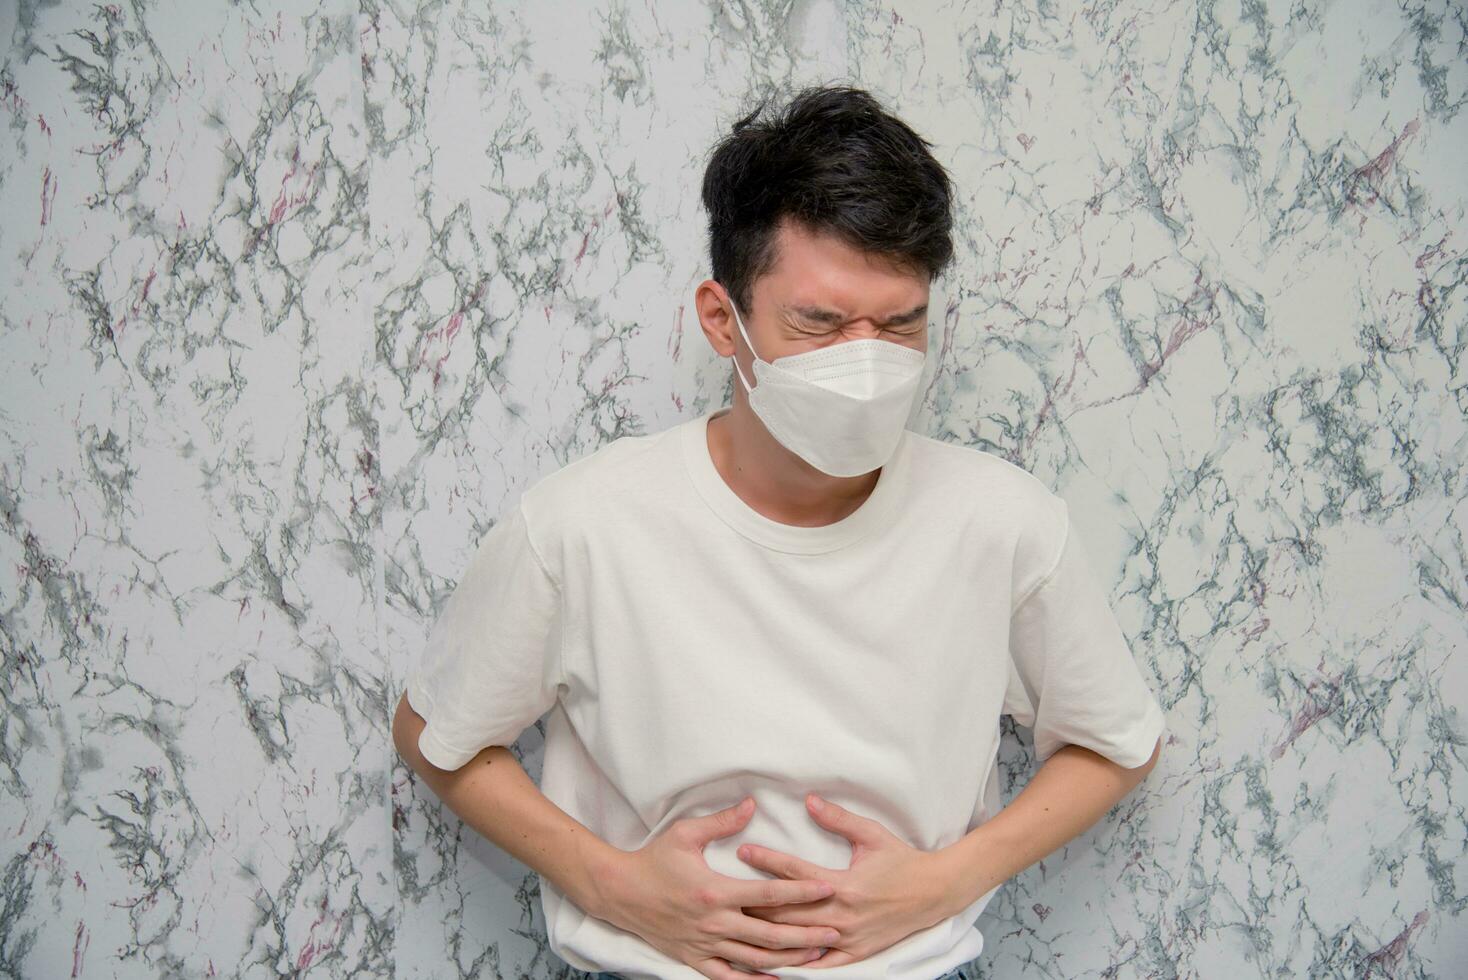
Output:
top-left (594, 796), bottom-right (841, 980)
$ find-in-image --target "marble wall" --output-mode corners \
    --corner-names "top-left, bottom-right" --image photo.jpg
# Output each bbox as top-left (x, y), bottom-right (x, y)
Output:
top-left (1, 0), bottom-right (1463, 976)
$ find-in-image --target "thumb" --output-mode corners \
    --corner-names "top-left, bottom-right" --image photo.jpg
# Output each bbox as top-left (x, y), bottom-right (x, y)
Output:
top-left (684, 796), bottom-right (755, 848)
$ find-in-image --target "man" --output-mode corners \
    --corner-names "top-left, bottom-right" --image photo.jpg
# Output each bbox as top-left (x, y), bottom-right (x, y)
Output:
top-left (393, 85), bottom-right (1167, 980)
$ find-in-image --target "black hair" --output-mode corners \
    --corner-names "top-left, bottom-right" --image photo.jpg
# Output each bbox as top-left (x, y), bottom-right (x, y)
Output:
top-left (700, 85), bottom-right (955, 316)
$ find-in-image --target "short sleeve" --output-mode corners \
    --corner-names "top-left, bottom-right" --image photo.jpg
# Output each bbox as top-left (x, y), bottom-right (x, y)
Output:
top-left (404, 500), bottom-right (563, 771)
top-left (1002, 500), bottom-right (1167, 770)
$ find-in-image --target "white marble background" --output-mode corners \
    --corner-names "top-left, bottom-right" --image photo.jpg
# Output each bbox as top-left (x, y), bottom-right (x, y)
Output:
top-left (0, 0), bottom-right (1463, 977)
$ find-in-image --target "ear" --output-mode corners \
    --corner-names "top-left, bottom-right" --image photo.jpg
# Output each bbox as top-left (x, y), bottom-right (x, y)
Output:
top-left (693, 279), bottom-right (737, 358)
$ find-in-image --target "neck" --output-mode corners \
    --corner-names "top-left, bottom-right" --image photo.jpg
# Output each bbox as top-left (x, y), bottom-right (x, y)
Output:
top-left (706, 398), bottom-right (881, 528)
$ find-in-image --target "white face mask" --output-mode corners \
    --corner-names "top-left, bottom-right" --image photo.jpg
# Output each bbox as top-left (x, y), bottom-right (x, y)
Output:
top-left (729, 296), bottom-right (928, 478)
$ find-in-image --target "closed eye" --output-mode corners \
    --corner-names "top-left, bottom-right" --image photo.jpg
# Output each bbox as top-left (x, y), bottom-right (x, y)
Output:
top-left (785, 303), bottom-right (928, 330)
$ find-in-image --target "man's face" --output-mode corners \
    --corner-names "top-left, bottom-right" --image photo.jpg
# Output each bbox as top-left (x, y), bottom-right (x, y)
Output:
top-left (736, 218), bottom-right (930, 368)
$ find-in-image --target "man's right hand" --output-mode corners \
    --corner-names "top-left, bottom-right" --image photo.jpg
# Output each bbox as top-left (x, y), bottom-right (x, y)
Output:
top-left (595, 796), bottom-right (843, 980)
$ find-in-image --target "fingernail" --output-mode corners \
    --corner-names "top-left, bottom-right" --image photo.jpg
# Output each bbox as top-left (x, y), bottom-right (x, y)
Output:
top-left (823, 930), bottom-right (841, 944)
top-left (817, 881), bottom-right (834, 896)
top-left (808, 794), bottom-right (824, 811)
top-left (805, 949), bottom-right (823, 961)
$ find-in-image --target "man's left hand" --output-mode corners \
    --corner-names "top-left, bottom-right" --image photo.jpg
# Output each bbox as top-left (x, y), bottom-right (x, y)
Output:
top-left (734, 793), bottom-right (956, 969)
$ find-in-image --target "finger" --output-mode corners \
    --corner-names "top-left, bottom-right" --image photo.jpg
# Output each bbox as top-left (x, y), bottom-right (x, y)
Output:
top-left (700, 954), bottom-right (781, 980)
top-left (701, 955), bottom-right (776, 980)
top-left (683, 797), bottom-right (756, 848)
top-left (805, 794), bottom-right (878, 847)
top-left (737, 842), bottom-right (834, 883)
top-left (739, 902), bottom-right (829, 928)
top-left (723, 909), bottom-right (841, 953)
top-left (724, 873), bottom-right (835, 909)
top-left (800, 945), bottom-right (861, 969)
top-left (710, 939), bottom-right (829, 974)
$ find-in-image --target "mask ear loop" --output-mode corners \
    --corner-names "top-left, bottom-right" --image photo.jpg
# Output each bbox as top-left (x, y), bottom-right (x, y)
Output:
top-left (729, 297), bottom-right (760, 396)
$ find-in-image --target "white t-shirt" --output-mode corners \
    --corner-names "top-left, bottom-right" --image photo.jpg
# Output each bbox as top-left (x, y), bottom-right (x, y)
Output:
top-left (405, 405), bottom-right (1168, 980)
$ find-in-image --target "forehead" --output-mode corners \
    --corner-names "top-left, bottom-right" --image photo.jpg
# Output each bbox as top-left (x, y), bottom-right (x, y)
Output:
top-left (756, 218), bottom-right (929, 313)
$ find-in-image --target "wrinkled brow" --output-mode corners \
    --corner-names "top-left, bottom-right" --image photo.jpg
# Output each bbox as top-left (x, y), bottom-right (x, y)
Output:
top-left (782, 303), bottom-right (928, 326)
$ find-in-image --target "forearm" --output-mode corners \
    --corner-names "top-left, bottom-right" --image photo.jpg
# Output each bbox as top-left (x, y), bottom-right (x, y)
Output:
top-left (933, 738), bottom-right (1161, 916)
top-left (392, 696), bottom-right (623, 918)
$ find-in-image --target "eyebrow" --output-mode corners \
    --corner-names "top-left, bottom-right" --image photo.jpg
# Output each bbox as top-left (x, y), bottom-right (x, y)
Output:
top-left (781, 303), bottom-right (929, 327)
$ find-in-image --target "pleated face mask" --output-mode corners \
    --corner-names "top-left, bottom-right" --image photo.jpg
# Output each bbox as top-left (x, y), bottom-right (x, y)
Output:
top-left (729, 297), bottom-right (927, 478)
